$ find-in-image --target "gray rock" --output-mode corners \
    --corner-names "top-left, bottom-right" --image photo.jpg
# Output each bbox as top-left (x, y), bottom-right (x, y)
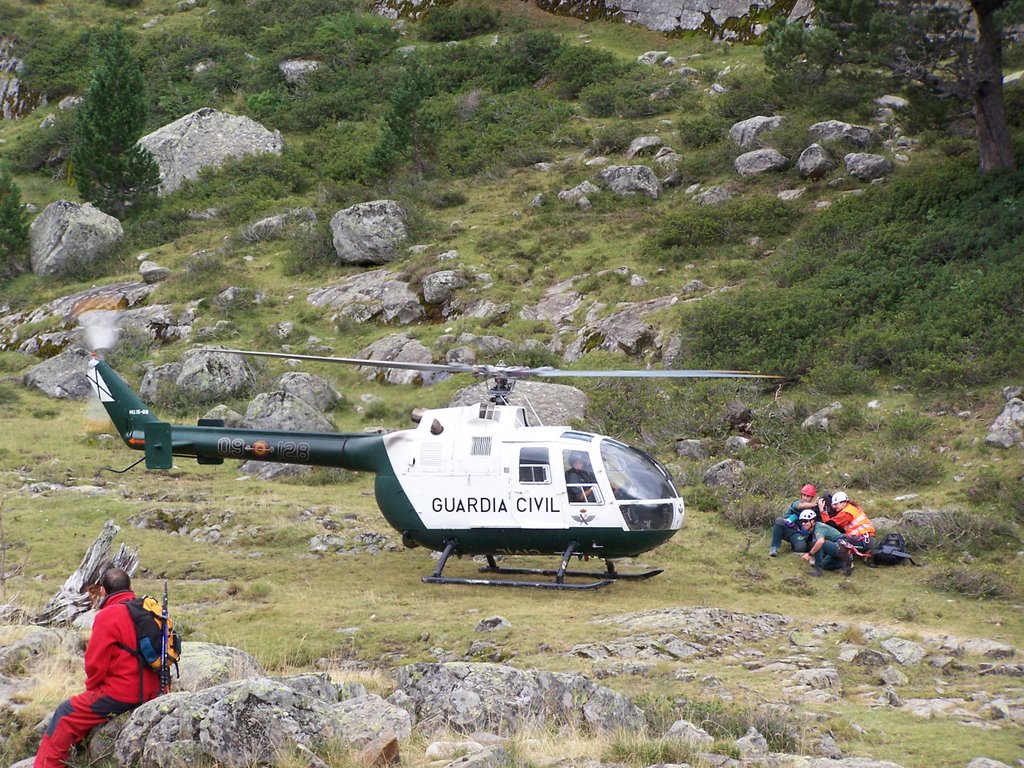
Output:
top-left (277, 371), bottom-right (341, 412)
top-left (694, 184), bottom-right (733, 206)
top-left (734, 148), bottom-right (788, 176)
top-left (138, 108), bottom-right (283, 195)
top-left (139, 362), bottom-right (183, 403)
top-left (881, 637), bottom-right (926, 665)
top-left (475, 616), bottom-right (510, 632)
top-left (625, 136), bottom-right (664, 158)
top-left (703, 458), bottom-right (746, 487)
top-left (175, 348), bottom-right (256, 403)
top-left (392, 662), bottom-right (645, 735)
top-left (665, 718), bottom-right (713, 746)
top-left (674, 439), bottom-right (708, 460)
top-left (23, 346), bottom-right (95, 400)
top-left (332, 694), bottom-right (414, 746)
top-left (563, 295), bottom-right (676, 362)
top-left (30, 201), bottom-right (124, 277)
top-left (139, 261), bottom-right (171, 284)
top-left (728, 115), bottom-right (783, 149)
top-left (734, 726), bottom-right (768, 757)
top-left (243, 391), bottom-right (334, 432)
top-left (359, 333), bottom-right (433, 385)
top-left (308, 269), bottom-right (424, 325)
top-left (175, 641), bottom-right (264, 692)
top-left (558, 180), bottom-right (601, 204)
top-left (113, 678), bottom-right (345, 768)
top-left (844, 152), bottom-right (893, 181)
top-left (422, 270), bottom-right (469, 305)
top-left (597, 165), bottom-right (662, 198)
top-left (985, 398), bottom-right (1024, 447)
top-left (240, 207), bottom-right (316, 242)
top-left (278, 58), bottom-right (321, 85)
top-left (808, 119), bottom-right (878, 148)
top-left (797, 143), bottom-right (838, 179)
top-left (802, 402), bottom-right (842, 430)
top-left (330, 200), bottom-right (408, 265)
top-left (880, 665), bottom-right (908, 686)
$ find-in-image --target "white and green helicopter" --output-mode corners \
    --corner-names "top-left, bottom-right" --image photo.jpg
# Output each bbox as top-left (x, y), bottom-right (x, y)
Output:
top-left (88, 349), bottom-right (771, 590)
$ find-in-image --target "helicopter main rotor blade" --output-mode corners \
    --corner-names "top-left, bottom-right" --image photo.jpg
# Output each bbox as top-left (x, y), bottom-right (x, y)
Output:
top-left (525, 368), bottom-right (781, 379)
top-left (206, 348), bottom-right (478, 376)
top-left (206, 349), bottom-right (780, 381)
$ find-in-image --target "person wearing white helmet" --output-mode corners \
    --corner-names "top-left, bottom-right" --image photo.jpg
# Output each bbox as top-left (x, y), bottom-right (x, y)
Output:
top-left (798, 509), bottom-right (852, 576)
top-left (768, 482), bottom-right (819, 557)
top-left (821, 490), bottom-right (876, 555)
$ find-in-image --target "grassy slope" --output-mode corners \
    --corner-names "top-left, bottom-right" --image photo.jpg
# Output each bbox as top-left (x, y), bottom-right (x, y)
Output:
top-left (1, 1), bottom-right (1023, 767)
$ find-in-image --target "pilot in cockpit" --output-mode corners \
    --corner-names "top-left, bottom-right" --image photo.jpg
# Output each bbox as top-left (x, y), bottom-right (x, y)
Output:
top-left (565, 452), bottom-right (598, 503)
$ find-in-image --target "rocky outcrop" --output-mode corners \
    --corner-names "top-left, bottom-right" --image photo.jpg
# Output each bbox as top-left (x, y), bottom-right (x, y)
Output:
top-left (22, 346), bottom-right (95, 399)
top-left (29, 201), bottom-right (124, 277)
top-left (735, 148), bottom-right (789, 176)
top-left (563, 295), bottom-right (676, 362)
top-left (308, 269), bottom-right (424, 325)
top-left (138, 108), bottom-right (284, 194)
top-left (985, 397), bottom-right (1024, 447)
top-left (358, 333), bottom-right (433, 385)
top-left (844, 152), bottom-right (893, 181)
top-left (597, 164), bottom-right (661, 198)
top-left (391, 662), bottom-right (646, 735)
top-left (450, 380), bottom-right (587, 426)
top-left (729, 115), bottom-right (783, 149)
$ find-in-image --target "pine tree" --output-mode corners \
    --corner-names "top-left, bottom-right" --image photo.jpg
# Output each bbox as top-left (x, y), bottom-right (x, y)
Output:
top-left (70, 23), bottom-right (160, 218)
top-left (0, 168), bottom-right (30, 280)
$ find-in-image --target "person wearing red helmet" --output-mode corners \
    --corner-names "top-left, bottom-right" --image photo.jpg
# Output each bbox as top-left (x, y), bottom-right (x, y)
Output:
top-left (768, 483), bottom-right (820, 557)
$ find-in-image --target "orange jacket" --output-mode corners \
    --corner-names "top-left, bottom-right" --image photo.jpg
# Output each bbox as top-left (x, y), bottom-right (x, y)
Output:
top-left (839, 503), bottom-right (875, 538)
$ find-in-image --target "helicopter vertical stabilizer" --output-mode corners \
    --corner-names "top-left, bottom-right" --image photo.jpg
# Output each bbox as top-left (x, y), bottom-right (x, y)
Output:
top-left (88, 356), bottom-right (162, 444)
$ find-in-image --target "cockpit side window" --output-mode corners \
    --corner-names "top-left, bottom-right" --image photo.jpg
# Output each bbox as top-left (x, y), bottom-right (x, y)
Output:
top-left (564, 450), bottom-right (602, 505)
top-left (518, 447), bottom-right (550, 484)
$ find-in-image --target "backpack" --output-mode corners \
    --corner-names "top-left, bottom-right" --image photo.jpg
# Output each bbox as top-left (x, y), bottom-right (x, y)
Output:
top-left (116, 595), bottom-right (182, 700)
top-left (871, 532), bottom-right (918, 566)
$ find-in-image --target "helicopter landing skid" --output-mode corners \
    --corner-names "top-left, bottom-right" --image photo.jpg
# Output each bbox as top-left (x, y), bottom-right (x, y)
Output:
top-left (480, 555), bottom-right (663, 581)
top-left (422, 541), bottom-right (615, 590)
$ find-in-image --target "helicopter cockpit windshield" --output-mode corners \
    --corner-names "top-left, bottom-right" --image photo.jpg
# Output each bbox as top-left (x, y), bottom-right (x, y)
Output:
top-left (600, 439), bottom-right (678, 531)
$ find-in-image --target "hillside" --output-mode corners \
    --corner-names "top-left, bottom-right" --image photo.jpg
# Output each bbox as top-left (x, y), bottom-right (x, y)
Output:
top-left (1, 1), bottom-right (1023, 767)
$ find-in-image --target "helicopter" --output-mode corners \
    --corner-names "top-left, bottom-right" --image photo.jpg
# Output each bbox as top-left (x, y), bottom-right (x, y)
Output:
top-left (86, 347), bottom-right (774, 590)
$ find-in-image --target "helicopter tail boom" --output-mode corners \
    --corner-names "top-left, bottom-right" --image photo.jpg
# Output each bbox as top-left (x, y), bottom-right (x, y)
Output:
top-left (87, 357), bottom-right (386, 472)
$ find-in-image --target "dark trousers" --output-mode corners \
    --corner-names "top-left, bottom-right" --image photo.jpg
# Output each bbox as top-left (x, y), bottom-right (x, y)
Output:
top-left (770, 519), bottom-right (809, 552)
top-left (34, 689), bottom-right (135, 768)
top-left (814, 540), bottom-right (845, 571)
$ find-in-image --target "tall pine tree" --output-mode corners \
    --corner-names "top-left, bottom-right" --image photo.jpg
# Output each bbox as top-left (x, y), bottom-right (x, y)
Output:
top-left (71, 23), bottom-right (160, 218)
top-left (0, 167), bottom-right (30, 280)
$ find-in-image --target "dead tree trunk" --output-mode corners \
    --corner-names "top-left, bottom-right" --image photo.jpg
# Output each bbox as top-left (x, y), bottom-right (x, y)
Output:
top-left (33, 520), bottom-right (138, 626)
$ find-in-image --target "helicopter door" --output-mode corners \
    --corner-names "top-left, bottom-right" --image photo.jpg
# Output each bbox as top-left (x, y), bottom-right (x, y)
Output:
top-left (510, 446), bottom-right (563, 529)
top-left (563, 450), bottom-right (603, 506)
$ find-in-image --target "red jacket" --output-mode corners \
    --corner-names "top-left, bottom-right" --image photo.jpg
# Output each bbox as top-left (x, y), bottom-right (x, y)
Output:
top-left (84, 590), bottom-right (160, 704)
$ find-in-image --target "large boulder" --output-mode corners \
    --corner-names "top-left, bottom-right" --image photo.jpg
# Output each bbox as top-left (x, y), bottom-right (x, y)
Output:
top-left (174, 641), bottom-right (264, 693)
top-left (23, 346), bottom-right (94, 399)
top-left (112, 678), bottom-right (347, 768)
top-left (29, 201), bottom-right (124, 277)
top-left (563, 296), bottom-right (676, 362)
top-left (308, 269), bottom-right (424, 325)
top-left (734, 148), bottom-right (788, 176)
top-left (242, 391), bottom-right (334, 432)
top-left (597, 165), bottom-right (661, 198)
top-left (175, 349), bottom-right (257, 403)
top-left (329, 200), bottom-right (408, 265)
top-left (807, 119), bottom-right (878, 148)
top-left (797, 143), bottom-right (838, 179)
top-left (729, 115), bottom-right (783, 149)
top-left (844, 152), bottom-right (893, 181)
top-left (277, 371), bottom-right (342, 413)
top-left (358, 333), bottom-right (432, 385)
top-left (138, 108), bottom-right (284, 195)
top-left (985, 398), bottom-right (1024, 448)
top-left (392, 662), bottom-right (646, 735)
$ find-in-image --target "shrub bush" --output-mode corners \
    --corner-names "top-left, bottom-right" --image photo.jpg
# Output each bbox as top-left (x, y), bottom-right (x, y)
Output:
top-left (580, 69), bottom-right (676, 118)
top-left (677, 114), bottom-right (728, 148)
top-left (551, 45), bottom-right (624, 99)
top-left (924, 566), bottom-right (1012, 599)
top-left (419, 4), bottom-right (503, 42)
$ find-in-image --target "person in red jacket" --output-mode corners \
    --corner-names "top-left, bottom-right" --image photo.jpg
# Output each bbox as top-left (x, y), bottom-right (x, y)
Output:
top-left (34, 568), bottom-right (159, 768)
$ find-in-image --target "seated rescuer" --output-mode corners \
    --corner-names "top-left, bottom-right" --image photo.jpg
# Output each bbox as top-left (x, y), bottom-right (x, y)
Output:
top-left (34, 568), bottom-right (160, 768)
top-left (768, 483), bottom-right (818, 556)
top-left (799, 510), bottom-right (854, 577)
top-left (822, 491), bottom-right (876, 554)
